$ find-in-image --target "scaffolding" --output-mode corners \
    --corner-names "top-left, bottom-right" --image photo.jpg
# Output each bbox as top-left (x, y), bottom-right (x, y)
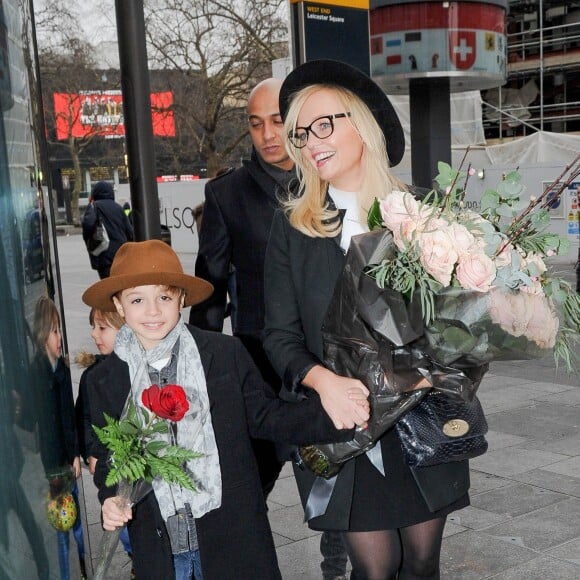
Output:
top-left (482, 0), bottom-right (580, 138)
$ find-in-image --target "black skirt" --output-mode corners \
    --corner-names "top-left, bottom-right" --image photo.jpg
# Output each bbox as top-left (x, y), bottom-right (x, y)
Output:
top-left (347, 428), bottom-right (469, 531)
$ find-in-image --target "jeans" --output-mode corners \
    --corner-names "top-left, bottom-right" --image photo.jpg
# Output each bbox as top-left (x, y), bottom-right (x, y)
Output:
top-left (56, 483), bottom-right (85, 580)
top-left (173, 549), bottom-right (203, 580)
top-left (320, 531), bottom-right (348, 579)
top-left (120, 526), bottom-right (132, 555)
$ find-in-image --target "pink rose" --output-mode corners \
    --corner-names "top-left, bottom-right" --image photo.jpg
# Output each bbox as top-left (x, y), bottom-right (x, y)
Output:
top-left (379, 191), bottom-right (418, 232)
top-left (393, 212), bottom-right (445, 251)
top-left (418, 230), bottom-right (459, 286)
top-left (489, 290), bottom-right (531, 337)
top-left (488, 290), bottom-right (558, 348)
top-left (526, 293), bottom-right (559, 348)
top-left (456, 252), bottom-right (496, 292)
top-left (447, 223), bottom-right (475, 256)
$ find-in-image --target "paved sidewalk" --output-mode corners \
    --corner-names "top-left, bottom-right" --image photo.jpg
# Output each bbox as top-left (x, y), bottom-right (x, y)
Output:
top-left (56, 233), bottom-right (580, 579)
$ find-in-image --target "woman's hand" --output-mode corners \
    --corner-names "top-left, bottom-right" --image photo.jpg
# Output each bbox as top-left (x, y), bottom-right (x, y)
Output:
top-left (102, 496), bottom-right (132, 531)
top-left (304, 365), bottom-right (370, 430)
top-left (88, 456), bottom-right (98, 476)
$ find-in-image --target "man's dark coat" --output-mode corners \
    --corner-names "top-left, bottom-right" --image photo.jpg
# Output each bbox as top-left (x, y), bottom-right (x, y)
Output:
top-left (189, 151), bottom-right (284, 337)
top-left (88, 325), bottom-right (350, 579)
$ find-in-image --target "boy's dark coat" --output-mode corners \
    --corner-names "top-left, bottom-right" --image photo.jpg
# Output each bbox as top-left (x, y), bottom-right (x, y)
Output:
top-left (88, 325), bottom-right (349, 579)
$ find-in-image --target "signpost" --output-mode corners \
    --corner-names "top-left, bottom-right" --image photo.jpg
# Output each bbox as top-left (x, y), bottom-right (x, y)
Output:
top-left (290, 0), bottom-right (370, 74)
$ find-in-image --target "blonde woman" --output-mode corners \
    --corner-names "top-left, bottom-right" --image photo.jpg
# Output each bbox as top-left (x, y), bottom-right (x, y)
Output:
top-left (263, 60), bottom-right (467, 580)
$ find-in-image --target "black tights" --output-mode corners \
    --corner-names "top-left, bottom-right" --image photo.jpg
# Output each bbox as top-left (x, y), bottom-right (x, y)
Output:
top-left (344, 517), bottom-right (446, 580)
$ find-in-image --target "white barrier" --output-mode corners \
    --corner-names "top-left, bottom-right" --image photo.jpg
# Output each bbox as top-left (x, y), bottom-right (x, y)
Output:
top-left (117, 180), bottom-right (207, 254)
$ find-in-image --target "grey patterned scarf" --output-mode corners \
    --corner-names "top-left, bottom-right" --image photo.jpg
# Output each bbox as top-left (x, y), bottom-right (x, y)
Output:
top-left (115, 319), bottom-right (222, 521)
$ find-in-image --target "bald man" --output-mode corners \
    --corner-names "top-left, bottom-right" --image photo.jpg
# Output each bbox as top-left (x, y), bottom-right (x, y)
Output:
top-left (189, 78), bottom-right (292, 497)
top-left (190, 77), bottom-right (349, 580)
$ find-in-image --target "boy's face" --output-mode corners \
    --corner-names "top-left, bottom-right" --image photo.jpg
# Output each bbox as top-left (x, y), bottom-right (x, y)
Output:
top-left (113, 285), bottom-right (183, 350)
top-left (91, 313), bottom-right (120, 356)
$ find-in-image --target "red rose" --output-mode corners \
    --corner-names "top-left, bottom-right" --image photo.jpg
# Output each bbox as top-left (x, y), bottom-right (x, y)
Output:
top-left (141, 384), bottom-right (189, 422)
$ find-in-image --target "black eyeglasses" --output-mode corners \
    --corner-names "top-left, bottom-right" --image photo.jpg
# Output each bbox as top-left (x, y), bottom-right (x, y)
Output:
top-left (288, 113), bottom-right (352, 148)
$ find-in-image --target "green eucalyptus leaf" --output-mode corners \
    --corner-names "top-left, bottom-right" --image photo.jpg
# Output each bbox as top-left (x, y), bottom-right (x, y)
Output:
top-left (480, 189), bottom-right (500, 211)
top-left (496, 204), bottom-right (518, 218)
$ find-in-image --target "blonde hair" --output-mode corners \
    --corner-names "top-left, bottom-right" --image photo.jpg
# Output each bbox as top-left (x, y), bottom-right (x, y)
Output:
top-left (89, 307), bottom-right (124, 330)
top-left (33, 296), bottom-right (60, 352)
top-left (283, 85), bottom-right (407, 237)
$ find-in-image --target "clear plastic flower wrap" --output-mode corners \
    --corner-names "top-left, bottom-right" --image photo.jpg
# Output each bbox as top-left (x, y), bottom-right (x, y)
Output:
top-left (421, 285), bottom-right (550, 367)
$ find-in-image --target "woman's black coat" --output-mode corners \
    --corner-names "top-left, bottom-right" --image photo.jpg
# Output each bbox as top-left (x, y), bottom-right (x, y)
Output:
top-left (88, 324), bottom-right (351, 579)
top-left (263, 210), bottom-right (470, 531)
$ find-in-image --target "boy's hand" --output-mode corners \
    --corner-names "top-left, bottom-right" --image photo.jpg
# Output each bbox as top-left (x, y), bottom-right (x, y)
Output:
top-left (102, 496), bottom-right (132, 531)
top-left (72, 456), bottom-right (81, 479)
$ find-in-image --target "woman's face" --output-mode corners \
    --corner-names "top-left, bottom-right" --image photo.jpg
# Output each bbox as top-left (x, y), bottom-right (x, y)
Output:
top-left (296, 88), bottom-right (364, 191)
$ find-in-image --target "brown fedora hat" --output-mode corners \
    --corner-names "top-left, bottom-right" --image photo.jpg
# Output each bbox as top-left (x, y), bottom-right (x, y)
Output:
top-left (82, 240), bottom-right (213, 311)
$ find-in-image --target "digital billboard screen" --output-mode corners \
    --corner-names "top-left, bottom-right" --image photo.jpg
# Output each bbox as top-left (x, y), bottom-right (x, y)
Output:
top-left (53, 90), bottom-right (175, 140)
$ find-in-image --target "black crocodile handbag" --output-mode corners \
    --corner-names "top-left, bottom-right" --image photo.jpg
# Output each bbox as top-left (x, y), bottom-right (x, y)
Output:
top-left (396, 392), bottom-right (488, 467)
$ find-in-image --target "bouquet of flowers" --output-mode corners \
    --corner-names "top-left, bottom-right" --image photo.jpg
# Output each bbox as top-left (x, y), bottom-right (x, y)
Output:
top-left (93, 383), bottom-right (202, 580)
top-left (366, 155), bottom-right (580, 370)
top-left (300, 155), bottom-right (580, 478)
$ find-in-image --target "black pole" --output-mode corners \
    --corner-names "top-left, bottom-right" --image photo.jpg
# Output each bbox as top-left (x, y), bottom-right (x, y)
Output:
top-left (409, 78), bottom-right (452, 189)
top-left (114, 0), bottom-right (161, 241)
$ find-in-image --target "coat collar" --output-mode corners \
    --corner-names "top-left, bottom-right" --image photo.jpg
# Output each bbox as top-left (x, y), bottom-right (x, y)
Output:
top-left (243, 148), bottom-right (295, 203)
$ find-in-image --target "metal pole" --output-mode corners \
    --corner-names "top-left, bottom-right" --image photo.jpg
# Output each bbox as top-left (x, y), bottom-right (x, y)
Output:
top-left (539, 0), bottom-right (544, 131)
top-left (114, 0), bottom-right (161, 241)
top-left (410, 78), bottom-right (452, 189)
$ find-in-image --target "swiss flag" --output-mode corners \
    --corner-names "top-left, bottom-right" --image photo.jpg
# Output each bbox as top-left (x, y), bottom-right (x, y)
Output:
top-left (449, 30), bottom-right (476, 70)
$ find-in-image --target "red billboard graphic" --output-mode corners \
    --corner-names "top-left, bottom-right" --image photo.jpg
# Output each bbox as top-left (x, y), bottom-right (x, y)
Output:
top-left (53, 90), bottom-right (175, 140)
top-left (449, 31), bottom-right (476, 70)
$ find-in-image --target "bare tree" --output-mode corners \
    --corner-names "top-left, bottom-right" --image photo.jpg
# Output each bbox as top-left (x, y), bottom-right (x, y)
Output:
top-left (144, 0), bottom-right (289, 175)
top-left (34, 1), bottom-right (121, 224)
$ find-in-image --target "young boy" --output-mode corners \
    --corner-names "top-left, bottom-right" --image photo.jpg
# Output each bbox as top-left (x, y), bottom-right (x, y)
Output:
top-left (82, 240), bottom-right (360, 580)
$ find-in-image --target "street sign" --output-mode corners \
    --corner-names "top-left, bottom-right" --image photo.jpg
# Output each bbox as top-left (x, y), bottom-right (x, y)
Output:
top-left (290, 0), bottom-right (370, 75)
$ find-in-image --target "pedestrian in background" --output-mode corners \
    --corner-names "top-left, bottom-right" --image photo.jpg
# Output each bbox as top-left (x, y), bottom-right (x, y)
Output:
top-left (189, 79), bottom-right (292, 501)
top-left (190, 76), bottom-right (352, 579)
top-left (82, 181), bottom-right (133, 279)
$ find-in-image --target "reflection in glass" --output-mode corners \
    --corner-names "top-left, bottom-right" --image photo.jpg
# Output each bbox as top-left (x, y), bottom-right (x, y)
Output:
top-left (0, 0), bottom-right (86, 577)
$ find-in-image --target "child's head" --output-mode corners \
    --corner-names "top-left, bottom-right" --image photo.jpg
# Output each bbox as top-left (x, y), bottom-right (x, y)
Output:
top-left (90, 308), bottom-right (124, 355)
top-left (33, 296), bottom-right (62, 367)
top-left (82, 240), bottom-right (213, 350)
top-left (112, 285), bottom-right (185, 350)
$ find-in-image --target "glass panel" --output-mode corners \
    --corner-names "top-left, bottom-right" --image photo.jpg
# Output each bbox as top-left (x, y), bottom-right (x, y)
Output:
top-left (0, 0), bottom-right (85, 577)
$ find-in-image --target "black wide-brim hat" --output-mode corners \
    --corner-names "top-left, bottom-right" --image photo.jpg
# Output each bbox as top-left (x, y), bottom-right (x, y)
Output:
top-left (280, 59), bottom-right (405, 167)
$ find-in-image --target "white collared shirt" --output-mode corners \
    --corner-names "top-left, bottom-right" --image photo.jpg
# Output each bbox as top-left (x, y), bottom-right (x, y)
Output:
top-left (329, 186), bottom-right (368, 252)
